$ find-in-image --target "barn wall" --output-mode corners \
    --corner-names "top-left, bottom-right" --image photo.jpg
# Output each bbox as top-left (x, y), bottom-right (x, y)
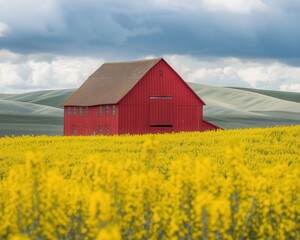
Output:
top-left (64, 107), bottom-right (71, 135)
top-left (64, 105), bottom-right (119, 136)
top-left (202, 120), bottom-right (220, 131)
top-left (118, 60), bottom-right (205, 134)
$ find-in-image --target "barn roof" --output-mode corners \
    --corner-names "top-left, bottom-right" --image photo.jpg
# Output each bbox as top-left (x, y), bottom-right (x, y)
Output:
top-left (63, 57), bottom-right (205, 106)
top-left (64, 58), bottom-right (161, 106)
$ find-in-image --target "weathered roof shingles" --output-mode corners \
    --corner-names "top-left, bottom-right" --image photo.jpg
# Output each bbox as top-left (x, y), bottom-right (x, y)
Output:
top-left (64, 58), bottom-right (161, 106)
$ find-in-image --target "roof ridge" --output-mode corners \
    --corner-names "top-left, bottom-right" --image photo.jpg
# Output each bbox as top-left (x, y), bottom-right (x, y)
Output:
top-left (104, 58), bottom-right (162, 65)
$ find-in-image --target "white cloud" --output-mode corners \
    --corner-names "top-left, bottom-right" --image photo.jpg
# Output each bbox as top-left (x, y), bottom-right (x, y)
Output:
top-left (202, 0), bottom-right (267, 13)
top-left (0, 49), bottom-right (24, 63)
top-left (165, 55), bottom-right (300, 92)
top-left (280, 84), bottom-right (300, 92)
top-left (1, 51), bottom-right (300, 93)
top-left (0, 21), bottom-right (9, 36)
top-left (0, 51), bottom-right (102, 93)
top-left (0, 64), bottom-right (24, 87)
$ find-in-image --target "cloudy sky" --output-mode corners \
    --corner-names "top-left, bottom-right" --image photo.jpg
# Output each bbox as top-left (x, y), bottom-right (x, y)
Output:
top-left (1, 0), bottom-right (300, 93)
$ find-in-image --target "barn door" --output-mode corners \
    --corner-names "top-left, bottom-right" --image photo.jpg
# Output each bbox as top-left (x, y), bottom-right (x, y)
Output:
top-left (150, 96), bottom-right (173, 132)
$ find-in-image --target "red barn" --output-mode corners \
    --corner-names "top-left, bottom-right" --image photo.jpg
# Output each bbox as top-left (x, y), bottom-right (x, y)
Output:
top-left (63, 58), bottom-right (220, 135)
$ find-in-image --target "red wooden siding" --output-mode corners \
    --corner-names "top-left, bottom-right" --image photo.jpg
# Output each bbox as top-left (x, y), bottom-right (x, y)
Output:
top-left (202, 120), bottom-right (221, 131)
top-left (118, 59), bottom-right (204, 134)
top-left (150, 97), bottom-right (173, 126)
top-left (64, 105), bottom-right (118, 136)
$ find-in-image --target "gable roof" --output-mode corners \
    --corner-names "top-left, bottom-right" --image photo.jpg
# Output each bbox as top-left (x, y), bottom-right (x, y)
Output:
top-left (64, 58), bottom-right (161, 106)
top-left (63, 57), bottom-right (206, 106)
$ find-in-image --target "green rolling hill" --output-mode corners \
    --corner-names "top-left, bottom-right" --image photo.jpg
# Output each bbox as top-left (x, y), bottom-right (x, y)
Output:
top-left (0, 89), bottom-right (74, 108)
top-left (0, 84), bottom-right (299, 136)
top-left (0, 90), bottom-right (72, 136)
top-left (188, 83), bottom-right (300, 129)
top-left (228, 87), bottom-right (300, 103)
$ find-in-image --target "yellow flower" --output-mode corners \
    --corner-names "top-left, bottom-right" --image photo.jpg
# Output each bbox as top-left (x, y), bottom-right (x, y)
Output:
top-left (96, 226), bottom-right (121, 240)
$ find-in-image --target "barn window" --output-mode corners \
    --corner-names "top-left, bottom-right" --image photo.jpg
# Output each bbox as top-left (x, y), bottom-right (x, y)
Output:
top-left (106, 126), bottom-right (110, 135)
top-left (99, 126), bottom-right (102, 135)
top-left (79, 107), bottom-right (83, 116)
top-left (99, 105), bottom-right (102, 115)
top-left (85, 107), bottom-right (89, 116)
top-left (73, 107), bottom-right (77, 116)
top-left (72, 127), bottom-right (76, 135)
top-left (159, 70), bottom-right (163, 77)
top-left (112, 105), bottom-right (116, 115)
top-left (67, 107), bottom-right (71, 116)
top-left (106, 105), bottom-right (110, 115)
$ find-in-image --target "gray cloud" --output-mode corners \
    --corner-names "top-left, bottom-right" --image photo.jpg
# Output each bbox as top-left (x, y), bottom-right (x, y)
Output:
top-left (1, 0), bottom-right (300, 92)
top-left (0, 0), bottom-right (300, 62)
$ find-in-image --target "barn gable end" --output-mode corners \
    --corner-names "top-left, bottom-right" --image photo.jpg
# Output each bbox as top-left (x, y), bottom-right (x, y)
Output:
top-left (118, 59), bottom-right (206, 134)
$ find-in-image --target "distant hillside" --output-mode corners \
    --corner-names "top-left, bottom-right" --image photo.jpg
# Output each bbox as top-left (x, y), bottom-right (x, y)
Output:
top-left (0, 89), bottom-right (74, 108)
top-left (228, 87), bottom-right (300, 103)
top-left (189, 83), bottom-right (300, 129)
top-left (0, 90), bottom-right (71, 136)
top-left (0, 84), bottom-right (299, 136)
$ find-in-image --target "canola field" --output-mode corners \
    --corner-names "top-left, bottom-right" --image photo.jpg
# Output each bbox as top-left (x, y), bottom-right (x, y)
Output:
top-left (0, 125), bottom-right (300, 239)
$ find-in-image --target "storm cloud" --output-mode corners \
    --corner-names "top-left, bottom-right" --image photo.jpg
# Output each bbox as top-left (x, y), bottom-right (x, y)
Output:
top-left (0, 0), bottom-right (300, 92)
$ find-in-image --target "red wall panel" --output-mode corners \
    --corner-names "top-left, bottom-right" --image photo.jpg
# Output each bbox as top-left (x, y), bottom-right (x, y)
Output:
top-left (150, 98), bottom-right (173, 126)
top-left (64, 105), bottom-right (119, 136)
top-left (118, 59), bottom-right (206, 134)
